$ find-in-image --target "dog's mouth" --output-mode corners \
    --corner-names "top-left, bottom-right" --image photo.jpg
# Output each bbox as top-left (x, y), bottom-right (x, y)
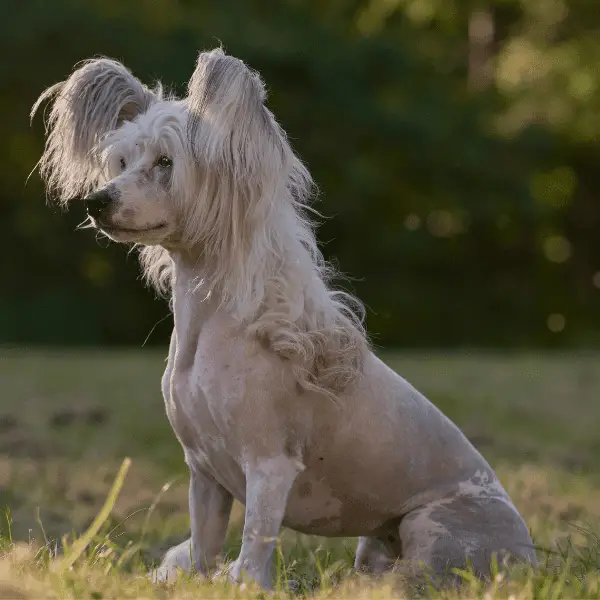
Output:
top-left (100, 223), bottom-right (167, 235)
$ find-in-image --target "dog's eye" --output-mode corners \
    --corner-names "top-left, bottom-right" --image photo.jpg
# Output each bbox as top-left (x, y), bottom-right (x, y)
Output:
top-left (119, 158), bottom-right (126, 170)
top-left (157, 156), bottom-right (172, 169)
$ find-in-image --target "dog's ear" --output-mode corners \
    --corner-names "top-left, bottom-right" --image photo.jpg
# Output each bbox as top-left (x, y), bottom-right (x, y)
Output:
top-left (184, 47), bottom-right (297, 270)
top-left (31, 58), bottom-right (156, 204)
top-left (186, 48), bottom-right (289, 190)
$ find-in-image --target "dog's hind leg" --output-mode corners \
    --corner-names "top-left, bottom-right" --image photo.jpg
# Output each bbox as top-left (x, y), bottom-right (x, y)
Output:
top-left (355, 533), bottom-right (402, 574)
top-left (395, 493), bottom-right (537, 587)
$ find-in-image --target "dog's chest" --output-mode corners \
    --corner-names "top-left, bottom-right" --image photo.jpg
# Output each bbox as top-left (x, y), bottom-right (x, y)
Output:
top-left (165, 366), bottom-right (247, 501)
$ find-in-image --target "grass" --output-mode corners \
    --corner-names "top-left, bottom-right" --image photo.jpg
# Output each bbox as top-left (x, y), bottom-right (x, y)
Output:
top-left (0, 348), bottom-right (599, 598)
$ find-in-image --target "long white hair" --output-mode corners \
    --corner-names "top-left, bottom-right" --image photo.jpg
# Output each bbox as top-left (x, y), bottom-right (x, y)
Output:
top-left (33, 49), bottom-right (369, 397)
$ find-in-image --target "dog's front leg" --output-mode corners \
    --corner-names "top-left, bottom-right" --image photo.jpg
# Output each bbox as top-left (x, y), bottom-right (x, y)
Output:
top-left (189, 465), bottom-right (233, 574)
top-left (230, 456), bottom-right (304, 589)
top-left (153, 466), bottom-right (232, 582)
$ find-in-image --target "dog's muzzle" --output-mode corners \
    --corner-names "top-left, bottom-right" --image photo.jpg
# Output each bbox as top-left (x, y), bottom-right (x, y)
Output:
top-left (84, 189), bottom-right (113, 220)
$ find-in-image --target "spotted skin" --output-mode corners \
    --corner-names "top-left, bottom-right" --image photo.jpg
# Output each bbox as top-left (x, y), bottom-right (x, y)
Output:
top-left (151, 261), bottom-right (537, 588)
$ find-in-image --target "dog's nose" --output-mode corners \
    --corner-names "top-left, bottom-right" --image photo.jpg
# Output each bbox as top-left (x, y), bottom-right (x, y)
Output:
top-left (84, 189), bottom-right (112, 219)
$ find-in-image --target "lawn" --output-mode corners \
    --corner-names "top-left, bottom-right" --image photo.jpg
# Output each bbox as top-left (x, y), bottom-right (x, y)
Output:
top-left (0, 348), bottom-right (599, 598)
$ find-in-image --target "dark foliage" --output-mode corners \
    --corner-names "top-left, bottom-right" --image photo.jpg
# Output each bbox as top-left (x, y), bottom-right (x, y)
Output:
top-left (2, 0), bottom-right (599, 348)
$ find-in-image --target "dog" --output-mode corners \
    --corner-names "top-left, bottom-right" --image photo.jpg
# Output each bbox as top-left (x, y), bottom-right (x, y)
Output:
top-left (32, 48), bottom-right (537, 589)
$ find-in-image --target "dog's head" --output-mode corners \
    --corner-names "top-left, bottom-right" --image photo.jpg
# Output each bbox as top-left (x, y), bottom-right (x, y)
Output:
top-left (32, 49), bottom-right (308, 249)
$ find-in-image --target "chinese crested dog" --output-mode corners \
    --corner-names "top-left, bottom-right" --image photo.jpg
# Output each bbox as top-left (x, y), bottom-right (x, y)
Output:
top-left (32, 48), bottom-right (536, 588)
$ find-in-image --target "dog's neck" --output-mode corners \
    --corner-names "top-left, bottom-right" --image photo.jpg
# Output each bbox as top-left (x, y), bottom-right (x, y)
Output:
top-left (165, 228), bottom-right (366, 396)
top-left (167, 225), bottom-right (318, 325)
top-left (167, 250), bottom-right (224, 371)
top-left (167, 237), bottom-right (322, 349)
top-left (170, 249), bottom-right (218, 324)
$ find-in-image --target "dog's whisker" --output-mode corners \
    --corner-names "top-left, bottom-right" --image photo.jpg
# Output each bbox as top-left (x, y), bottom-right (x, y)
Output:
top-left (75, 216), bottom-right (94, 231)
top-left (94, 230), bottom-right (112, 248)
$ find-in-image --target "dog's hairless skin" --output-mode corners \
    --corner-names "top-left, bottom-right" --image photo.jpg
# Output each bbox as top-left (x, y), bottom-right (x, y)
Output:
top-left (160, 256), bottom-right (536, 587)
top-left (32, 48), bottom-right (537, 589)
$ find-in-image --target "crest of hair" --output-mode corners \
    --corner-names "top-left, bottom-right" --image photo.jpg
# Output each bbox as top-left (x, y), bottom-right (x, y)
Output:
top-left (143, 49), bottom-right (369, 398)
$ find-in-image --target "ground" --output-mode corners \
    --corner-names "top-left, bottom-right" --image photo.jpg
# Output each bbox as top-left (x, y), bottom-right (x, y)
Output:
top-left (0, 348), bottom-right (599, 598)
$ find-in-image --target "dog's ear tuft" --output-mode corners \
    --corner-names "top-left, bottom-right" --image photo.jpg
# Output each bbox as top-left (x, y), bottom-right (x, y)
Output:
top-left (186, 48), bottom-right (286, 179)
top-left (31, 58), bottom-right (156, 204)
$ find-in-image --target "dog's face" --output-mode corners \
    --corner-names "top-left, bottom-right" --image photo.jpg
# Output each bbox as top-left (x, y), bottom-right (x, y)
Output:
top-left (87, 103), bottom-right (187, 245)
top-left (33, 50), bottom-right (306, 258)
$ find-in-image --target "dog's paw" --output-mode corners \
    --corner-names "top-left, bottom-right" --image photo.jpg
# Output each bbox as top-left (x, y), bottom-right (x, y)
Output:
top-left (219, 559), bottom-right (275, 591)
top-left (211, 559), bottom-right (244, 586)
top-left (149, 538), bottom-right (194, 584)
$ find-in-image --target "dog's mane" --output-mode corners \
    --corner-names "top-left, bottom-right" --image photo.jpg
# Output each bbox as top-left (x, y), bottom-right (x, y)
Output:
top-left (139, 164), bottom-right (369, 397)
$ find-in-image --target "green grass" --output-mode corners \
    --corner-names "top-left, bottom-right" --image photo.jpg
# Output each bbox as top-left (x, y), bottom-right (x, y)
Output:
top-left (0, 348), bottom-right (599, 598)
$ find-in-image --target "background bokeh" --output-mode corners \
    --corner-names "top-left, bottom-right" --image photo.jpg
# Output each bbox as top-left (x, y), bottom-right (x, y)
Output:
top-left (2, 5), bottom-right (600, 594)
top-left (3, 0), bottom-right (600, 349)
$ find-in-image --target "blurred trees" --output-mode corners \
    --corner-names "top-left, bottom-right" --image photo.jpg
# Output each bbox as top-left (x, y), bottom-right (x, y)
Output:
top-left (1, 0), bottom-right (599, 347)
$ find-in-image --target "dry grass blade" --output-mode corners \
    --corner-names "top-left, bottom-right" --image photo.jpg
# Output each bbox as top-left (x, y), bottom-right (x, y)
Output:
top-left (51, 457), bottom-right (131, 574)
